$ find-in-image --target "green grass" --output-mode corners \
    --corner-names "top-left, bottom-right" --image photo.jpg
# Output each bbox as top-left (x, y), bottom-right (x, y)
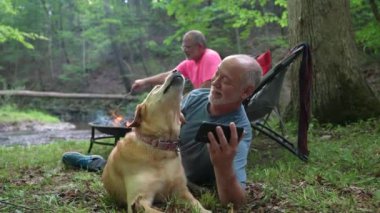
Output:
top-left (246, 118), bottom-right (380, 212)
top-left (0, 116), bottom-right (379, 212)
top-left (0, 141), bottom-right (114, 212)
top-left (0, 104), bottom-right (59, 123)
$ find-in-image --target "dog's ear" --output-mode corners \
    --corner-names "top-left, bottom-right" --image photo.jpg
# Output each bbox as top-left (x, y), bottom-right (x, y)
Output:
top-left (127, 104), bottom-right (144, 128)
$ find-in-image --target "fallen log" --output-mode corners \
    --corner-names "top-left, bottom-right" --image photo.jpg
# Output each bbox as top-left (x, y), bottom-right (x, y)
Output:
top-left (0, 90), bottom-right (136, 100)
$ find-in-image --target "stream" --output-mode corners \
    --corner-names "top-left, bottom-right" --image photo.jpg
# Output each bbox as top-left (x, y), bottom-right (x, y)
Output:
top-left (0, 121), bottom-right (92, 146)
top-left (0, 109), bottom-right (134, 146)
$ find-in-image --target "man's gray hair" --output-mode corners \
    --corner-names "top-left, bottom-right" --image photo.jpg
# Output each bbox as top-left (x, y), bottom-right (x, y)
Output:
top-left (184, 30), bottom-right (207, 47)
top-left (239, 55), bottom-right (262, 90)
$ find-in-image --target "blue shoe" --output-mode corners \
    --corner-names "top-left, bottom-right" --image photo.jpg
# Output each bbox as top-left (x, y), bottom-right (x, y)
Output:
top-left (62, 152), bottom-right (106, 172)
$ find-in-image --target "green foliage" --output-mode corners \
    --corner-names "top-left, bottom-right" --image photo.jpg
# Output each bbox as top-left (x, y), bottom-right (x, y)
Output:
top-left (0, 0), bottom-right (17, 15)
top-left (255, 35), bottom-right (288, 49)
top-left (213, 0), bottom-right (285, 28)
top-left (0, 25), bottom-right (47, 50)
top-left (351, 0), bottom-right (380, 53)
top-left (0, 0), bottom-right (347, 95)
top-left (59, 64), bottom-right (87, 82)
top-left (0, 76), bottom-right (6, 89)
top-left (146, 39), bottom-right (182, 58)
top-left (153, 0), bottom-right (287, 48)
top-left (274, 0), bottom-right (287, 8)
top-left (0, 104), bottom-right (59, 123)
top-left (0, 0), bottom-right (46, 49)
top-left (355, 22), bottom-right (380, 53)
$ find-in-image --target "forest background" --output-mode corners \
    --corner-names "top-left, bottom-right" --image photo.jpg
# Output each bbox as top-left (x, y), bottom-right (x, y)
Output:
top-left (0, 0), bottom-right (379, 124)
top-left (1, 1), bottom-right (380, 211)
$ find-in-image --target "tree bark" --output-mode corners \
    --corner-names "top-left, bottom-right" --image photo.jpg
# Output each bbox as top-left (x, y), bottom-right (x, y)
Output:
top-left (287, 0), bottom-right (380, 123)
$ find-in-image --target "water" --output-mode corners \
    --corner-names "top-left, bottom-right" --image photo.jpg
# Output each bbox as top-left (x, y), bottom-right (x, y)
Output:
top-left (0, 129), bottom-right (90, 146)
top-left (0, 120), bottom-right (91, 146)
top-left (0, 110), bottom-right (132, 146)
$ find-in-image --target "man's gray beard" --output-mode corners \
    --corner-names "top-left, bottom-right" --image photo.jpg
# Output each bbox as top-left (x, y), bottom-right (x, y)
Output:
top-left (208, 93), bottom-right (239, 106)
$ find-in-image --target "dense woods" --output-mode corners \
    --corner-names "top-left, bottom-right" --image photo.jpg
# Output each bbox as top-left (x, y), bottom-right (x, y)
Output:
top-left (1, 0), bottom-right (379, 124)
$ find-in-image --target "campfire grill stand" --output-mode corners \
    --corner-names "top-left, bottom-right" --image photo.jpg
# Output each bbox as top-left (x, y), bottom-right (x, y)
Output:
top-left (88, 122), bottom-right (131, 153)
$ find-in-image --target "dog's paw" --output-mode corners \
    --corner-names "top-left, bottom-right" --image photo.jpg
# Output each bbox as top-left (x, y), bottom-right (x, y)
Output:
top-left (131, 196), bottom-right (145, 213)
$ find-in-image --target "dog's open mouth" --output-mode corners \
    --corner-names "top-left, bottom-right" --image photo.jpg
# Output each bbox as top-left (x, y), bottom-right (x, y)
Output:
top-left (163, 72), bottom-right (184, 94)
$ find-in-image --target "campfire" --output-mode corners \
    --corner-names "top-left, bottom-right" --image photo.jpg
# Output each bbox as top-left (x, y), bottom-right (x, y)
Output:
top-left (87, 110), bottom-right (133, 153)
top-left (91, 110), bottom-right (132, 128)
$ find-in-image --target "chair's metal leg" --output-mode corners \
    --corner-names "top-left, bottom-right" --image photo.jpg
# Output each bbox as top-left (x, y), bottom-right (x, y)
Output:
top-left (258, 107), bottom-right (286, 136)
top-left (273, 106), bottom-right (286, 136)
top-left (254, 112), bottom-right (273, 137)
top-left (88, 127), bottom-right (95, 154)
top-left (262, 111), bottom-right (272, 126)
top-left (114, 137), bottom-right (120, 146)
top-left (88, 139), bottom-right (94, 154)
top-left (252, 121), bottom-right (308, 162)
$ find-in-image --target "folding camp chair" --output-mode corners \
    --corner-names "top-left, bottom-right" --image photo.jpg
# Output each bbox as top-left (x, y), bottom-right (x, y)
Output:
top-left (244, 43), bottom-right (312, 162)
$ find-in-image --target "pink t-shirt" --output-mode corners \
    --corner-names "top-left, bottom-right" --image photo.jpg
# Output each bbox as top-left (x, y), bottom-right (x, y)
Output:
top-left (176, 49), bottom-right (221, 88)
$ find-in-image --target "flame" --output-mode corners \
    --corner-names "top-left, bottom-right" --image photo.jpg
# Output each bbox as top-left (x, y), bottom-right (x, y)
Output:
top-left (109, 111), bottom-right (123, 126)
top-left (109, 110), bottom-right (131, 127)
top-left (113, 116), bottom-right (123, 126)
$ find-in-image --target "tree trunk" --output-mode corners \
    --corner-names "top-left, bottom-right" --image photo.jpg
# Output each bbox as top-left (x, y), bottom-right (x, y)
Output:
top-left (40, 0), bottom-right (55, 78)
top-left (58, 1), bottom-right (71, 64)
top-left (369, 0), bottom-right (380, 23)
top-left (103, 0), bottom-right (132, 91)
top-left (287, 0), bottom-right (380, 124)
top-left (132, 0), bottom-right (151, 76)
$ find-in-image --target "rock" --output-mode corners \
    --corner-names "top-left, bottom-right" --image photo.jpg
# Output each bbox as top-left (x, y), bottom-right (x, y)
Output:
top-left (320, 135), bottom-right (332, 140)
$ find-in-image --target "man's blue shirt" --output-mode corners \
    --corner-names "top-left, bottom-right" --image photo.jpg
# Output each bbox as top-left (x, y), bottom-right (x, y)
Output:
top-left (179, 88), bottom-right (252, 188)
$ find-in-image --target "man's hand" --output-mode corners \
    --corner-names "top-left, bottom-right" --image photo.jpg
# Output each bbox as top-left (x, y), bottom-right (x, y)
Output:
top-left (131, 72), bottom-right (171, 94)
top-left (131, 79), bottom-right (148, 94)
top-left (207, 122), bottom-right (240, 167)
top-left (206, 122), bottom-right (246, 209)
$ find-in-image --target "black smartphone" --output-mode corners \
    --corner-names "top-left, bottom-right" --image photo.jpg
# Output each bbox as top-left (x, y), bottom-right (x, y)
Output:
top-left (195, 122), bottom-right (244, 143)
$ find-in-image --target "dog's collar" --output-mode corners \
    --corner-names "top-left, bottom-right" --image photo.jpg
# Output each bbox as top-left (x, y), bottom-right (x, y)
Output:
top-left (136, 132), bottom-right (179, 152)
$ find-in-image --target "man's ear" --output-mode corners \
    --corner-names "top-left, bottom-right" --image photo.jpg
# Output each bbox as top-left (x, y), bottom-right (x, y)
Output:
top-left (127, 104), bottom-right (145, 128)
top-left (241, 85), bottom-right (255, 100)
top-left (197, 43), bottom-right (205, 50)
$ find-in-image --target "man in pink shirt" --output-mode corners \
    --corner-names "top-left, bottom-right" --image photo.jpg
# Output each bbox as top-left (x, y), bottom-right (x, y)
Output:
top-left (131, 30), bottom-right (221, 93)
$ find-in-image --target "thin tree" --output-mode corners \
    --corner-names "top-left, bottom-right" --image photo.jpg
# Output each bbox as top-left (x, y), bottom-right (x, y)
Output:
top-left (103, 0), bottom-right (132, 91)
top-left (287, 0), bottom-right (380, 124)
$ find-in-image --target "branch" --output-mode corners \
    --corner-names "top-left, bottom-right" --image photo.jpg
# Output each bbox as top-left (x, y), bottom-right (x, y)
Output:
top-left (0, 90), bottom-right (136, 100)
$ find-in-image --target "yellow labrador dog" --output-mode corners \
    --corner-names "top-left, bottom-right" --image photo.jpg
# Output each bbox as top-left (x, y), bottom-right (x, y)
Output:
top-left (102, 71), bottom-right (210, 213)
